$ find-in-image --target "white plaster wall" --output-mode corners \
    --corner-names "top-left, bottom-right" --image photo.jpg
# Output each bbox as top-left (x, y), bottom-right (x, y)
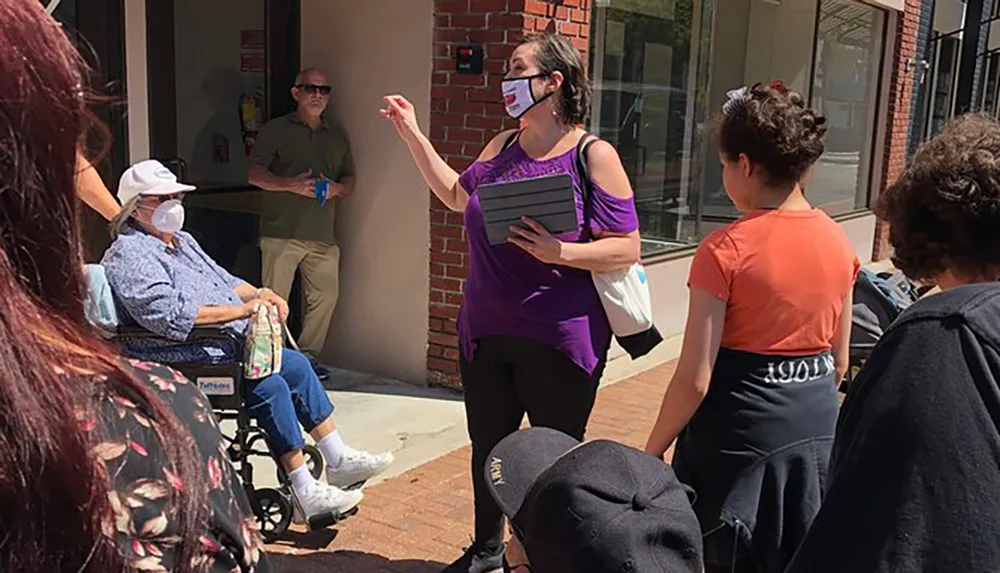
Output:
top-left (301, 0), bottom-right (433, 384)
top-left (124, 0), bottom-right (149, 162)
top-left (866, 0), bottom-right (904, 11)
top-left (743, 0), bottom-right (818, 93)
top-left (934, 0), bottom-right (966, 35)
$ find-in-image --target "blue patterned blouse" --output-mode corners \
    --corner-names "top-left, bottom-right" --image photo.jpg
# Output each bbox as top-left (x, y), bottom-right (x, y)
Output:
top-left (101, 225), bottom-right (250, 340)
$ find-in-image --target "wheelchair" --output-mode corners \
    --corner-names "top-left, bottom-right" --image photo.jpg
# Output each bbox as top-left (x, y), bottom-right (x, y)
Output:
top-left (85, 265), bottom-right (357, 540)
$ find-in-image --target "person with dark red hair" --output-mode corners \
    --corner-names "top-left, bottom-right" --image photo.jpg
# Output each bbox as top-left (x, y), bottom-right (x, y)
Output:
top-left (0, 1), bottom-right (270, 571)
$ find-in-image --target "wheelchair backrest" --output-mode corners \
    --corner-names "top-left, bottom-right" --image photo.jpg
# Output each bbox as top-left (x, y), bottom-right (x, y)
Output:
top-left (83, 264), bottom-right (120, 335)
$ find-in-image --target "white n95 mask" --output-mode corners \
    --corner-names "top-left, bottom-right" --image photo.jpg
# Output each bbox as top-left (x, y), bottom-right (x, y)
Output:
top-left (151, 199), bottom-right (185, 234)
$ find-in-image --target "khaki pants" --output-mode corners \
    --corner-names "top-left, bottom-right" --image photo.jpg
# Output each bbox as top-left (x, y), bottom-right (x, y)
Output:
top-left (260, 237), bottom-right (340, 357)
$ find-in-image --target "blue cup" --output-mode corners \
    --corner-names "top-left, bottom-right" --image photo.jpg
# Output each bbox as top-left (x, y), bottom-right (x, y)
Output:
top-left (314, 178), bottom-right (329, 206)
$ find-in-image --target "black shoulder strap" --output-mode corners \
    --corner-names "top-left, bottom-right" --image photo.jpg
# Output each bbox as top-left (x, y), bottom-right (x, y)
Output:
top-left (576, 133), bottom-right (599, 201)
top-left (500, 130), bottom-right (520, 153)
top-left (576, 133), bottom-right (600, 234)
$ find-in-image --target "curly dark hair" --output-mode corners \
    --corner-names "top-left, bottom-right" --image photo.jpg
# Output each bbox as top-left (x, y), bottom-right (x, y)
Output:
top-left (712, 82), bottom-right (828, 186)
top-left (875, 113), bottom-right (1000, 281)
top-left (523, 32), bottom-right (592, 126)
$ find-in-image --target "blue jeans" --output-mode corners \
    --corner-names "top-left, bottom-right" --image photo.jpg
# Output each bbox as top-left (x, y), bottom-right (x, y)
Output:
top-left (244, 349), bottom-right (335, 456)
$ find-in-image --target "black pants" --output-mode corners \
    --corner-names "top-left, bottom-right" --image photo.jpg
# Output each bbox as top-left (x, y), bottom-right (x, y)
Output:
top-left (460, 335), bottom-right (605, 551)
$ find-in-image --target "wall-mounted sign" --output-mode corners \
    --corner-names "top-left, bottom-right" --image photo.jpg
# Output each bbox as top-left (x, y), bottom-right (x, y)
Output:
top-left (241, 29), bottom-right (266, 51)
top-left (456, 45), bottom-right (484, 75)
top-left (241, 53), bottom-right (266, 73)
top-left (241, 29), bottom-right (266, 73)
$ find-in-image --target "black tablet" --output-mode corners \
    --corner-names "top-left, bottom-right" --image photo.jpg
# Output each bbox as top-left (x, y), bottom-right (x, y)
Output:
top-left (477, 173), bottom-right (579, 246)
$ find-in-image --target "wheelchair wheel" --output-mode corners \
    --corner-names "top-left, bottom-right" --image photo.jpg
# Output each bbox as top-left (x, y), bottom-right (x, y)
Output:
top-left (303, 445), bottom-right (325, 480)
top-left (253, 488), bottom-right (293, 542)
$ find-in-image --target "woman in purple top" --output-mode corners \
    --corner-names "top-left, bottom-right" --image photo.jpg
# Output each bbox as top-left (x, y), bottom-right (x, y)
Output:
top-left (381, 33), bottom-right (640, 573)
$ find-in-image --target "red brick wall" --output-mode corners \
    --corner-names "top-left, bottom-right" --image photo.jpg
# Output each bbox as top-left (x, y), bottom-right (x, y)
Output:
top-left (872, 1), bottom-right (923, 262)
top-left (427, 0), bottom-right (592, 388)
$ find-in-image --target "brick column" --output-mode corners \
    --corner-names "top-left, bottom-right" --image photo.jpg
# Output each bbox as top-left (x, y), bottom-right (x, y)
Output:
top-left (872, 0), bottom-right (924, 262)
top-left (426, 0), bottom-right (591, 388)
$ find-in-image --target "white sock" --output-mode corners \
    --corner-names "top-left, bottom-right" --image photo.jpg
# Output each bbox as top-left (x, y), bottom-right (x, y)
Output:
top-left (317, 430), bottom-right (347, 468)
top-left (288, 464), bottom-right (316, 499)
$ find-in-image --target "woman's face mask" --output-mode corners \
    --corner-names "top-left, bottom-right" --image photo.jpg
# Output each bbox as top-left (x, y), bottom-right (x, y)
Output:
top-left (140, 198), bottom-right (185, 234)
top-left (502, 73), bottom-right (553, 120)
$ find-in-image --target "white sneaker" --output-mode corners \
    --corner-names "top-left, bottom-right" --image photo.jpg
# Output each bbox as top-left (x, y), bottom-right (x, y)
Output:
top-left (292, 481), bottom-right (364, 521)
top-left (326, 447), bottom-right (395, 489)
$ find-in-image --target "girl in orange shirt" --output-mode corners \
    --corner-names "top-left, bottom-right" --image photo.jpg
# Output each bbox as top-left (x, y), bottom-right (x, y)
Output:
top-left (644, 82), bottom-right (857, 573)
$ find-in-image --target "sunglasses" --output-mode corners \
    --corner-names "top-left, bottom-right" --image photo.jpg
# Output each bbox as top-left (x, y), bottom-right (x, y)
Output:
top-left (141, 193), bottom-right (186, 205)
top-left (295, 83), bottom-right (332, 96)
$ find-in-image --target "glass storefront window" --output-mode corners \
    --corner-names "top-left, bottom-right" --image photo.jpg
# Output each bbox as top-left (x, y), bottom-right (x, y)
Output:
top-left (588, 0), bottom-right (716, 255)
top-left (588, 0), bottom-right (887, 257)
top-left (171, 0), bottom-right (268, 188)
top-left (982, 53), bottom-right (1000, 117)
top-left (143, 0), bottom-right (299, 285)
top-left (700, 0), bottom-right (820, 227)
top-left (926, 36), bottom-right (960, 138)
top-left (146, 0), bottom-right (301, 188)
top-left (808, 0), bottom-right (886, 214)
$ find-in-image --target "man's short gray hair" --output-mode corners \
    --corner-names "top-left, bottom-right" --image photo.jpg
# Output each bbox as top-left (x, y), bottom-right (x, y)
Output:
top-left (295, 67), bottom-right (326, 85)
top-left (109, 196), bottom-right (140, 240)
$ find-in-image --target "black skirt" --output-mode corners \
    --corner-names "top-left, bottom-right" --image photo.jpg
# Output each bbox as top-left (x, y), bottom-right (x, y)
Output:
top-left (673, 348), bottom-right (839, 573)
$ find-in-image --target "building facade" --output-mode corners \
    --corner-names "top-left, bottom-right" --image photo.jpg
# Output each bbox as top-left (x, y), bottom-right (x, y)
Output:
top-left (56, 0), bottom-right (990, 387)
top-left (425, 0), bottom-right (912, 386)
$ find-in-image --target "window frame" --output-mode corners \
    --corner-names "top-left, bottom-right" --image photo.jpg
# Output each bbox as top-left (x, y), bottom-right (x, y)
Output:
top-left (806, 0), bottom-right (890, 217)
top-left (587, 0), bottom-right (891, 260)
top-left (49, 0), bottom-right (130, 182)
top-left (144, 0), bottom-right (300, 187)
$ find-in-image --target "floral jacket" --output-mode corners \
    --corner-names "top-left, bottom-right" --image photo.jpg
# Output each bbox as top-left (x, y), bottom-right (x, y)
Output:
top-left (88, 360), bottom-right (271, 572)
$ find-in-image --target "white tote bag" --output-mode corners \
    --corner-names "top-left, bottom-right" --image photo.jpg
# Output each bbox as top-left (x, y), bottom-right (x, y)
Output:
top-left (591, 262), bottom-right (655, 337)
top-left (577, 135), bottom-right (663, 359)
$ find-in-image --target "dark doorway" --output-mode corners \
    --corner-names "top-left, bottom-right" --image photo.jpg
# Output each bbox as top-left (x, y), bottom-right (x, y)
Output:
top-left (50, 0), bottom-right (129, 261)
top-left (143, 0), bottom-right (301, 329)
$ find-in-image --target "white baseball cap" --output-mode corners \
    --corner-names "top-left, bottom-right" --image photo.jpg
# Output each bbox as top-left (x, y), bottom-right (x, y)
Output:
top-left (117, 159), bottom-right (196, 205)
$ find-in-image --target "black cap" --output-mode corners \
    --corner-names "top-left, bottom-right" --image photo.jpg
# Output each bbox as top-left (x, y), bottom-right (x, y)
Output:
top-left (486, 427), bottom-right (703, 573)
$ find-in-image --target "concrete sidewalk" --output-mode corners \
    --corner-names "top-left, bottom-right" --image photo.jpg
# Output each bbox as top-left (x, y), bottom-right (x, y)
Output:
top-left (265, 357), bottom-right (679, 572)
top-left (330, 333), bottom-right (683, 482)
top-left (236, 334), bottom-right (682, 493)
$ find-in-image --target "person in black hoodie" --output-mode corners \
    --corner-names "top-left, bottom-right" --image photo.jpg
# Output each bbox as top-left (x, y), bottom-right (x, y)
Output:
top-left (785, 113), bottom-right (1000, 573)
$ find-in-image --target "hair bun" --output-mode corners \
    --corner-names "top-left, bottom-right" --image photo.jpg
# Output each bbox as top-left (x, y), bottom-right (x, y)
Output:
top-left (712, 81), bottom-right (827, 186)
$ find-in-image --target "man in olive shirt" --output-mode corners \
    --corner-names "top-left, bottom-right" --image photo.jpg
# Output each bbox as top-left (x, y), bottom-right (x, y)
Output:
top-left (248, 68), bottom-right (354, 368)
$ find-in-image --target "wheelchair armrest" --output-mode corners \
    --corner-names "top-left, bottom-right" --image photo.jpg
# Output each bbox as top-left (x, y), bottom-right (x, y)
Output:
top-left (114, 324), bottom-right (245, 345)
top-left (113, 324), bottom-right (164, 339)
top-left (190, 325), bottom-right (245, 346)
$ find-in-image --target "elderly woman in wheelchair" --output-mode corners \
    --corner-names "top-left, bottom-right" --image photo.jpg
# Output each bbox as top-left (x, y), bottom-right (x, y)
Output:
top-left (100, 160), bottom-right (393, 528)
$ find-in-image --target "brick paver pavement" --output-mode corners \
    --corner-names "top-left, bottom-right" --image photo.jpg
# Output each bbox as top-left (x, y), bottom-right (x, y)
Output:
top-left (266, 359), bottom-right (678, 573)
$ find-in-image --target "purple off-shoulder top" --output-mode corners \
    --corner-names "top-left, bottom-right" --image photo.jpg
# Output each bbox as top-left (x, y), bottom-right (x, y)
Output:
top-left (457, 139), bottom-right (639, 375)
